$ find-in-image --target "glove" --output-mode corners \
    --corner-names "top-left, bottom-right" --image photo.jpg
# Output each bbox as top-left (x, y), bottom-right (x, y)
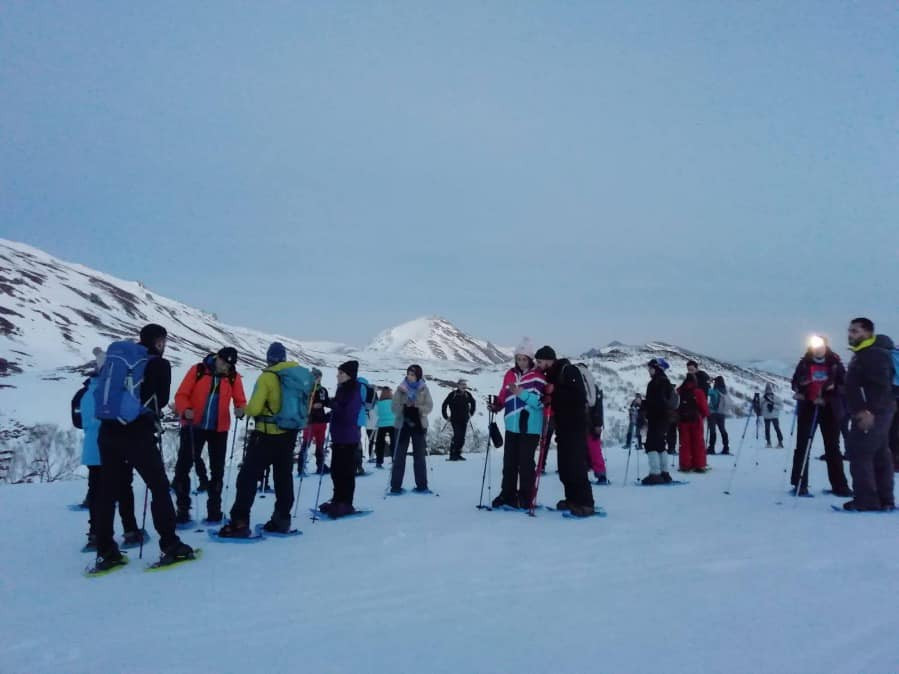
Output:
top-left (235, 408), bottom-right (245, 419)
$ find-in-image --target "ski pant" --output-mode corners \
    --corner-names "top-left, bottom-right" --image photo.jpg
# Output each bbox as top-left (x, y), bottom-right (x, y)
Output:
top-left (678, 420), bottom-right (707, 470)
top-left (87, 464), bottom-right (138, 535)
top-left (846, 408), bottom-right (896, 509)
top-left (375, 426), bottom-right (395, 466)
top-left (230, 431), bottom-right (297, 525)
top-left (450, 419), bottom-right (468, 458)
top-left (764, 418), bottom-right (784, 445)
top-left (556, 427), bottom-right (594, 507)
top-left (391, 426), bottom-right (428, 491)
top-left (625, 422), bottom-right (643, 449)
top-left (500, 431), bottom-right (539, 505)
top-left (95, 420), bottom-right (179, 555)
top-left (586, 432), bottom-right (606, 476)
top-left (666, 423), bottom-right (678, 453)
top-left (708, 414), bottom-right (729, 452)
top-left (173, 427), bottom-right (228, 519)
top-left (792, 402), bottom-right (848, 492)
top-left (300, 422), bottom-right (328, 472)
top-left (330, 442), bottom-right (357, 506)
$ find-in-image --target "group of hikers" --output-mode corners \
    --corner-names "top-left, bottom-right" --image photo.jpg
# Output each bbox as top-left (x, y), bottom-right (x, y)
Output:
top-left (71, 317), bottom-right (898, 571)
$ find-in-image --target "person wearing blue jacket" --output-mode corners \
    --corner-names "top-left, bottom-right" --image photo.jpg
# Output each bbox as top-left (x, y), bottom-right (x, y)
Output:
top-left (373, 387), bottom-right (396, 468)
top-left (71, 350), bottom-right (141, 550)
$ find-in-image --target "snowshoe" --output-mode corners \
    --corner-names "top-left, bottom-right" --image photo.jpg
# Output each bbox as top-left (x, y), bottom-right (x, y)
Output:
top-left (411, 487), bottom-right (432, 494)
top-left (262, 518), bottom-right (292, 533)
top-left (147, 547), bottom-right (201, 571)
top-left (85, 550), bottom-right (128, 577)
top-left (842, 500), bottom-right (881, 512)
top-left (216, 522), bottom-right (252, 538)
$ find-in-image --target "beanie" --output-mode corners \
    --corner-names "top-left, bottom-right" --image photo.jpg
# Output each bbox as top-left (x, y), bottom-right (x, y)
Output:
top-left (514, 338), bottom-right (536, 359)
top-left (338, 360), bottom-right (359, 379)
top-left (266, 342), bottom-right (287, 365)
top-left (217, 347), bottom-right (238, 366)
top-left (534, 345), bottom-right (557, 361)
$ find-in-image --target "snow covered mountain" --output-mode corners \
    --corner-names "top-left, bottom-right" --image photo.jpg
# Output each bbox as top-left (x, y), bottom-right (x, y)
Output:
top-left (366, 316), bottom-right (509, 365)
top-left (0, 238), bottom-right (793, 483)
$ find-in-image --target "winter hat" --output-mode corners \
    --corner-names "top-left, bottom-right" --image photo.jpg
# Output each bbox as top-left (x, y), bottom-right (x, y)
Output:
top-left (217, 347), bottom-right (238, 366)
top-left (514, 338), bottom-right (536, 359)
top-left (311, 367), bottom-right (323, 379)
top-left (407, 364), bottom-right (424, 381)
top-left (139, 323), bottom-right (167, 347)
top-left (338, 360), bottom-right (359, 379)
top-left (266, 342), bottom-right (287, 365)
top-left (648, 357), bottom-right (669, 371)
top-left (534, 345), bottom-right (557, 361)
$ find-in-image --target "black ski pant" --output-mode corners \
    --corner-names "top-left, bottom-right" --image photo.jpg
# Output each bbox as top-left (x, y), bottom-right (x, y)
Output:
top-left (330, 443), bottom-right (357, 506)
top-left (556, 426), bottom-right (594, 508)
top-left (708, 413), bottom-right (729, 452)
top-left (450, 419), bottom-right (468, 458)
top-left (890, 399), bottom-right (899, 471)
top-left (391, 426), bottom-right (428, 491)
top-left (764, 418), bottom-right (784, 445)
top-left (173, 427), bottom-right (228, 519)
top-left (666, 422), bottom-right (677, 453)
top-left (847, 408), bottom-right (896, 509)
top-left (87, 464), bottom-right (138, 535)
top-left (230, 431), bottom-right (297, 525)
top-left (792, 402), bottom-right (848, 491)
top-left (500, 431), bottom-right (539, 506)
top-left (95, 420), bottom-right (179, 555)
top-left (374, 426), bottom-right (395, 466)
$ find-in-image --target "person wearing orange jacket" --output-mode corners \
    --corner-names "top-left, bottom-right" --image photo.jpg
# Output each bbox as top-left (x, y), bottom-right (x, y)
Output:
top-left (173, 347), bottom-right (246, 523)
top-left (677, 373), bottom-right (710, 472)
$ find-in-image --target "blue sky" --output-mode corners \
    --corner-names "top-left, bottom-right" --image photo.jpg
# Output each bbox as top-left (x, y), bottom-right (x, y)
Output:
top-left (2, 2), bottom-right (896, 360)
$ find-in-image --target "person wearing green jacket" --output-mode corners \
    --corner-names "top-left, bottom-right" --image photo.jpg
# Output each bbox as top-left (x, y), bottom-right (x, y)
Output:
top-left (218, 342), bottom-right (312, 537)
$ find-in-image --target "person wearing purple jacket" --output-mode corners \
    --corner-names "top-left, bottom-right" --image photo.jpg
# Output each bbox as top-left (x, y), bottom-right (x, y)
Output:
top-left (318, 361), bottom-right (363, 519)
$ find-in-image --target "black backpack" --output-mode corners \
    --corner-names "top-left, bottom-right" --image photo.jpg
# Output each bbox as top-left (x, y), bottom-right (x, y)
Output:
top-left (678, 387), bottom-right (699, 422)
top-left (71, 378), bottom-right (90, 429)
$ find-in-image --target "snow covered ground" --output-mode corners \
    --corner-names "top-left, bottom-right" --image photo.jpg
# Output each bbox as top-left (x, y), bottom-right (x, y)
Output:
top-left (2, 429), bottom-right (897, 674)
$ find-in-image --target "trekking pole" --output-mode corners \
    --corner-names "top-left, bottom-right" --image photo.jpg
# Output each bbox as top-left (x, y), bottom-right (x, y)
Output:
top-left (724, 405), bottom-right (753, 495)
top-left (188, 428), bottom-right (203, 531)
top-left (794, 405), bottom-right (820, 499)
top-left (790, 401), bottom-right (798, 437)
top-left (311, 431), bottom-right (331, 523)
top-left (226, 418), bottom-right (251, 513)
top-left (222, 418), bottom-right (241, 505)
top-left (529, 415), bottom-right (551, 516)
top-left (477, 410), bottom-right (494, 509)
top-left (755, 416), bottom-right (760, 441)
top-left (142, 424), bottom-right (164, 559)
top-left (623, 438), bottom-right (633, 486)
top-left (292, 384), bottom-right (320, 519)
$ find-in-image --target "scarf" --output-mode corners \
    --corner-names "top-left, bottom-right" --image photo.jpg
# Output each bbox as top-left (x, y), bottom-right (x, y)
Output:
top-left (402, 378), bottom-right (424, 404)
top-left (849, 336), bottom-right (876, 353)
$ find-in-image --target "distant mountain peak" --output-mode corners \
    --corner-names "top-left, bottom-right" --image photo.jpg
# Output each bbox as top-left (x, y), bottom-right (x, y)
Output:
top-left (367, 316), bottom-right (508, 365)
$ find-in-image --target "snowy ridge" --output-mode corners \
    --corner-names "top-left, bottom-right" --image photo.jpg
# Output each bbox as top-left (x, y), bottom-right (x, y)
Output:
top-left (1, 239), bottom-right (791, 475)
top-left (367, 316), bottom-right (509, 365)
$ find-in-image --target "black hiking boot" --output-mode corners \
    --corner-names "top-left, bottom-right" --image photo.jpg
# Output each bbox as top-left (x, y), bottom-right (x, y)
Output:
top-left (555, 499), bottom-right (571, 511)
top-left (175, 511), bottom-right (192, 525)
top-left (158, 541), bottom-right (195, 565)
top-left (641, 474), bottom-right (663, 485)
top-left (660, 472), bottom-right (673, 484)
top-left (217, 521), bottom-right (251, 538)
top-left (93, 547), bottom-right (125, 572)
top-left (122, 529), bottom-right (147, 545)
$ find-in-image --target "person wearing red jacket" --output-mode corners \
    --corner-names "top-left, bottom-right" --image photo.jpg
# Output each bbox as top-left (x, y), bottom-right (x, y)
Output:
top-left (676, 373), bottom-right (710, 472)
top-left (173, 347), bottom-right (246, 523)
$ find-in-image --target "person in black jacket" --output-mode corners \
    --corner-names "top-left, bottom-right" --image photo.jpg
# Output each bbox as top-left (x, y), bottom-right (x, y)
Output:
top-left (642, 358), bottom-right (674, 485)
top-left (93, 324), bottom-right (194, 571)
top-left (842, 318), bottom-right (896, 511)
top-left (441, 380), bottom-right (476, 461)
top-left (535, 346), bottom-right (595, 517)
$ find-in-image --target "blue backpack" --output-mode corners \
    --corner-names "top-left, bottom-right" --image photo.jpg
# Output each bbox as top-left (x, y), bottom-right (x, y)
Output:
top-left (357, 377), bottom-right (376, 427)
top-left (271, 365), bottom-right (315, 430)
top-left (93, 341), bottom-right (155, 423)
